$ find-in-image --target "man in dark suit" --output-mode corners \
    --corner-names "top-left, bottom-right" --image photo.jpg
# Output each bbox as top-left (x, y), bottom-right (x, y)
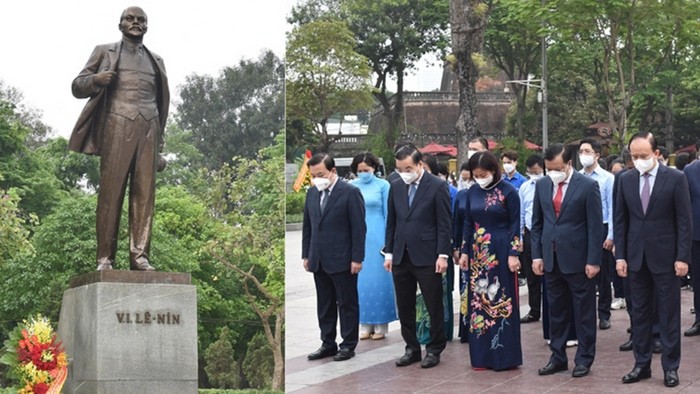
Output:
top-left (615, 132), bottom-right (692, 388)
top-left (384, 143), bottom-right (451, 368)
top-left (302, 153), bottom-right (366, 362)
top-left (531, 143), bottom-right (603, 378)
top-left (683, 156), bottom-right (700, 337)
top-left (70, 6), bottom-right (169, 271)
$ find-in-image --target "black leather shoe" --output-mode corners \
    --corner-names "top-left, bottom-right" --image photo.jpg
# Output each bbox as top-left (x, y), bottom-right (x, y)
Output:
top-left (599, 319), bottom-right (611, 330)
top-left (307, 346), bottom-right (337, 360)
top-left (421, 353), bottom-right (440, 368)
top-left (664, 370), bottom-right (679, 387)
top-left (653, 340), bottom-right (662, 354)
top-left (622, 366), bottom-right (651, 383)
top-left (520, 314), bottom-right (540, 323)
top-left (538, 362), bottom-right (568, 375)
top-left (619, 340), bottom-right (633, 352)
top-left (333, 348), bottom-right (355, 361)
top-left (572, 364), bottom-right (590, 378)
top-left (684, 322), bottom-right (700, 337)
top-left (395, 351), bottom-right (421, 367)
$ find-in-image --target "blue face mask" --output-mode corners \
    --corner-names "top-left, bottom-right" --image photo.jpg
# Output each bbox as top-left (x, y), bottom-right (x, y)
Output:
top-left (358, 172), bottom-right (374, 183)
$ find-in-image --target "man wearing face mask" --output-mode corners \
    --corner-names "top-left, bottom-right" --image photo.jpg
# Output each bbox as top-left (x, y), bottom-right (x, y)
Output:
top-left (467, 136), bottom-right (489, 160)
top-left (578, 139), bottom-right (616, 331)
top-left (614, 132), bottom-right (691, 388)
top-left (519, 154), bottom-right (545, 324)
top-left (502, 150), bottom-right (527, 189)
top-left (384, 143), bottom-right (452, 369)
top-left (531, 143), bottom-right (603, 379)
top-left (302, 153), bottom-right (366, 362)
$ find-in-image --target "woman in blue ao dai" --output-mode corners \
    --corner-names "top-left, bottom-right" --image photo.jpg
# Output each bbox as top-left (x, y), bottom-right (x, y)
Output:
top-left (351, 153), bottom-right (397, 339)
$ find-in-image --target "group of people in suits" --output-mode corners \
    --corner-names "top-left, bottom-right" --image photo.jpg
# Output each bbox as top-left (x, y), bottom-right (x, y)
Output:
top-left (301, 131), bottom-right (695, 388)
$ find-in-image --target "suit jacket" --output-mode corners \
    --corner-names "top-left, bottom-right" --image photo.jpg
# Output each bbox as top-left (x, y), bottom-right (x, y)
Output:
top-left (684, 161), bottom-right (700, 241)
top-left (385, 171), bottom-right (452, 266)
top-left (531, 171), bottom-right (603, 274)
top-left (614, 164), bottom-right (692, 273)
top-left (302, 179), bottom-right (366, 274)
top-left (69, 41), bottom-right (170, 155)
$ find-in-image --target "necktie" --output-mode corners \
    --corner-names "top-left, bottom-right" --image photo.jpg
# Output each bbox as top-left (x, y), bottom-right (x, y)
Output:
top-left (408, 183), bottom-right (417, 207)
top-left (641, 173), bottom-right (650, 214)
top-left (320, 190), bottom-right (329, 213)
top-left (553, 182), bottom-right (565, 218)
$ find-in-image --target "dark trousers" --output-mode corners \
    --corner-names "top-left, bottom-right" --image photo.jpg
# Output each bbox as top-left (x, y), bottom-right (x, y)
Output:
top-left (97, 113), bottom-right (158, 266)
top-left (596, 224), bottom-right (612, 321)
top-left (692, 241), bottom-right (700, 324)
top-left (546, 254), bottom-right (597, 367)
top-left (519, 229), bottom-right (541, 318)
top-left (313, 267), bottom-right (359, 351)
top-left (393, 252), bottom-right (446, 355)
top-left (629, 256), bottom-right (681, 371)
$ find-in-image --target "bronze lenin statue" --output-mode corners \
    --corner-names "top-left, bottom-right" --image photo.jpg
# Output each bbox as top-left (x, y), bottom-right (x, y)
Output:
top-left (69, 6), bottom-right (169, 271)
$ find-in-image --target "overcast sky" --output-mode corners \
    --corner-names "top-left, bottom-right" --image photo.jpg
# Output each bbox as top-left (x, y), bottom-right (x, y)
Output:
top-left (0, 1), bottom-right (289, 138)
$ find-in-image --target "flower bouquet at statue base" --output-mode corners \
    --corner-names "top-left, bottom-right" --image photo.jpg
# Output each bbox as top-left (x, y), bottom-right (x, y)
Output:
top-left (0, 315), bottom-right (68, 394)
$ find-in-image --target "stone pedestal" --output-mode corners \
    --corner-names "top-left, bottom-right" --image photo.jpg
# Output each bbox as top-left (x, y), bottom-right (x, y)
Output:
top-left (57, 271), bottom-right (198, 393)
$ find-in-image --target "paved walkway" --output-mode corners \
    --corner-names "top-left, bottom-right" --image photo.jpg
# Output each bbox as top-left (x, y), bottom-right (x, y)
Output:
top-left (285, 230), bottom-right (700, 393)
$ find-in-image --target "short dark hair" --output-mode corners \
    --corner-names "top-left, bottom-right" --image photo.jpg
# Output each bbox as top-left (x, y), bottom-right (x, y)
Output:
top-left (579, 138), bottom-right (601, 154)
top-left (676, 152), bottom-right (690, 171)
top-left (350, 152), bottom-right (381, 174)
top-left (525, 154), bottom-right (544, 169)
top-left (501, 150), bottom-right (519, 161)
top-left (307, 153), bottom-right (335, 171)
top-left (609, 158), bottom-right (624, 171)
top-left (544, 143), bottom-right (574, 164)
top-left (423, 155), bottom-right (439, 175)
top-left (459, 161), bottom-right (470, 172)
top-left (394, 142), bottom-right (422, 164)
top-left (437, 162), bottom-right (449, 177)
top-left (628, 131), bottom-right (657, 151)
top-left (468, 151), bottom-right (501, 187)
top-left (621, 147), bottom-right (632, 165)
top-left (469, 136), bottom-right (489, 151)
top-left (658, 146), bottom-right (668, 159)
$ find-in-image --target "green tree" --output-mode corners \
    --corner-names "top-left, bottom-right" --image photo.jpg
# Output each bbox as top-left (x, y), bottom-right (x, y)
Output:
top-left (177, 50), bottom-right (284, 169)
top-left (286, 19), bottom-right (373, 152)
top-left (242, 332), bottom-right (273, 389)
top-left (204, 326), bottom-right (241, 389)
top-left (208, 133), bottom-right (285, 391)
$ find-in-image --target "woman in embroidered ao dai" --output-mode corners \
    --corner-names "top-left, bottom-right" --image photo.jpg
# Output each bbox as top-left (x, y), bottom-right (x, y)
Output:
top-left (458, 151), bottom-right (523, 370)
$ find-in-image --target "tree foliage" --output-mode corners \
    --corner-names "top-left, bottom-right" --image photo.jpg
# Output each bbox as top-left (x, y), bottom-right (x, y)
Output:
top-left (204, 326), bottom-right (241, 389)
top-left (286, 19), bottom-right (373, 152)
top-left (177, 50), bottom-right (284, 169)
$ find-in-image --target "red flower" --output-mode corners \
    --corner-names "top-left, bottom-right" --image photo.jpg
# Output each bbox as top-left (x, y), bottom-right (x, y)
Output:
top-left (33, 382), bottom-right (50, 394)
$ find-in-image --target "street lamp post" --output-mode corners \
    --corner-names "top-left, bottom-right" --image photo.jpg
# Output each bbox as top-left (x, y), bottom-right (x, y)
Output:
top-left (504, 76), bottom-right (548, 149)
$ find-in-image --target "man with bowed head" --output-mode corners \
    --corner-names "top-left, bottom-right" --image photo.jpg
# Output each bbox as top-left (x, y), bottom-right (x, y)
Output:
top-left (302, 153), bottom-right (366, 362)
top-left (614, 132), bottom-right (691, 388)
top-left (70, 6), bottom-right (169, 271)
top-left (384, 143), bottom-right (452, 369)
top-left (531, 143), bottom-right (603, 379)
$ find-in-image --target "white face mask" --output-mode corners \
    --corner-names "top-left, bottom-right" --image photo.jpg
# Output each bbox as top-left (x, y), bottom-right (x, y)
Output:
top-left (503, 163), bottom-right (515, 174)
top-left (399, 170), bottom-right (419, 185)
top-left (312, 176), bottom-right (331, 191)
top-left (548, 170), bottom-right (567, 185)
top-left (467, 150), bottom-right (478, 159)
top-left (634, 157), bottom-right (655, 174)
top-left (579, 154), bottom-right (596, 168)
top-left (475, 175), bottom-right (493, 189)
top-left (527, 173), bottom-right (543, 181)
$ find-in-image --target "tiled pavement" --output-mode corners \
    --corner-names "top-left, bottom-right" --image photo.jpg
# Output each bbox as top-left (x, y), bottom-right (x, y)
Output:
top-left (285, 230), bottom-right (700, 393)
